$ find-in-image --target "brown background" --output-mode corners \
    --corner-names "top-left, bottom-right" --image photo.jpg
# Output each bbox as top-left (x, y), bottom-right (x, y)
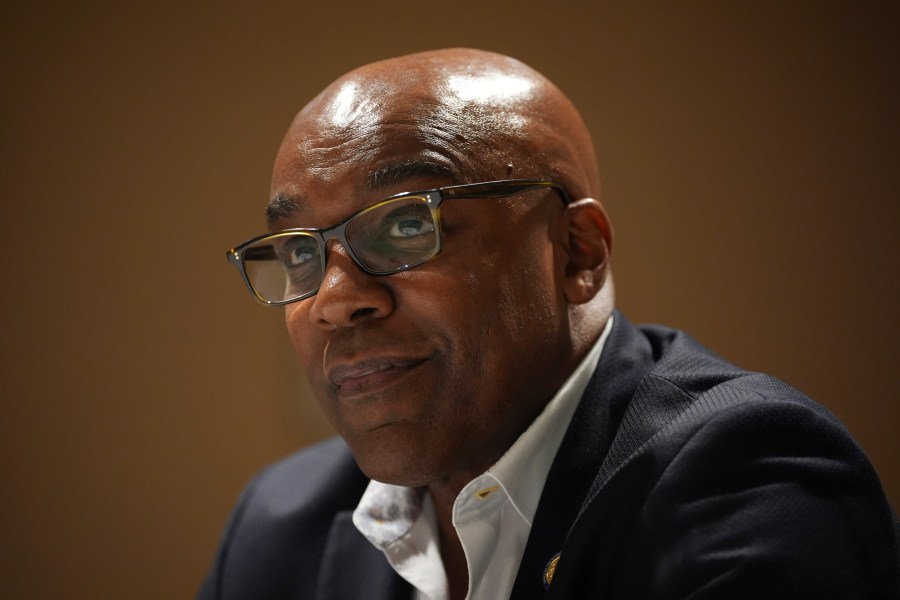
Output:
top-left (2, 2), bottom-right (897, 598)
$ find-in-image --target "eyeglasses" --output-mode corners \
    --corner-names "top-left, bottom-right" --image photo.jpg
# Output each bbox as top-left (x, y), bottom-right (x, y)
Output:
top-left (226, 179), bottom-right (571, 306)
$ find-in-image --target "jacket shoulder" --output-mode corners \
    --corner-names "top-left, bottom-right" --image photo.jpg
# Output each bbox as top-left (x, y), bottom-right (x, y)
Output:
top-left (244, 436), bottom-right (366, 514)
top-left (198, 437), bottom-right (368, 600)
top-left (557, 323), bottom-right (900, 598)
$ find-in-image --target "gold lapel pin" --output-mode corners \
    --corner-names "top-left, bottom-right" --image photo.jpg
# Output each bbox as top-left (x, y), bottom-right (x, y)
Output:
top-left (543, 551), bottom-right (561, 589)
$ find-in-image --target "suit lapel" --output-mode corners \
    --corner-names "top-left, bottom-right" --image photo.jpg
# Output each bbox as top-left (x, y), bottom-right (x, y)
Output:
top-left (315, 512), bottom-right (410, 600)
top-left (510, 314), bottom-right (657, 599)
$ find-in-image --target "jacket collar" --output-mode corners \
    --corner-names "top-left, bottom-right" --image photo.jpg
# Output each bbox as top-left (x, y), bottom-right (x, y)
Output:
top-left (510, 311), bottom-right (658, 599)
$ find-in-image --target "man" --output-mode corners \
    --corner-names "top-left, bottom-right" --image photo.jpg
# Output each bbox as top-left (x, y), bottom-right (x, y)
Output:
top-left (200, 49), bottom-right (899, 599)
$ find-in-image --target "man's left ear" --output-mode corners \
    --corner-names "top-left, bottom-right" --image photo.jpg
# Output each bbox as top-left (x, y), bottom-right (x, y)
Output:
top-left (560, 199), bottom-right (613, 304)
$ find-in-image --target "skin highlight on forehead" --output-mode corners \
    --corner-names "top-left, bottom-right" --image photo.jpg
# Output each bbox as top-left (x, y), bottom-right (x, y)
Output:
top-left (297, 52), bottom-right (587, 163)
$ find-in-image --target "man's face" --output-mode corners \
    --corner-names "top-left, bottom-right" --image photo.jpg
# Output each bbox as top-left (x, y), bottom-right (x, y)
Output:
top-left (270, 76), bottom-right (576, 490)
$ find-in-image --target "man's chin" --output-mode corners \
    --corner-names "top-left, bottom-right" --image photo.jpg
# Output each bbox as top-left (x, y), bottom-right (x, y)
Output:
top-left (348, 430), bottom-right (443, 488)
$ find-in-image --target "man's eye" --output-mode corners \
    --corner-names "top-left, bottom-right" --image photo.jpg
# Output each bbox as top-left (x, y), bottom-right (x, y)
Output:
top-left (380, 203), bottom-right (434, 239)
top-left (388, 217), bottom-right (433, 238)
top-left (281, 240), bottom-right (318, 266)
top-left (290, 247), bottom-right (316, 265)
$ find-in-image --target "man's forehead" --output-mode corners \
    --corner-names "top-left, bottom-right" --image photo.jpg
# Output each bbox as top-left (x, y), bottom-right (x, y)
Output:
top-left (265, 48), bottom-right (586, 226)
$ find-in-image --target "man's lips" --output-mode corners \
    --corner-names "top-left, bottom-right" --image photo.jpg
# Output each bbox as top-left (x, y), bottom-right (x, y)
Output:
top-left (327, 357), bottom-right (429, 395)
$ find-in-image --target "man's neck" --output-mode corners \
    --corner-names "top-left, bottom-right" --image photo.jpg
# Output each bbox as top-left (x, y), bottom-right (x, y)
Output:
top-left (424, 482), bottom-right (465, 600)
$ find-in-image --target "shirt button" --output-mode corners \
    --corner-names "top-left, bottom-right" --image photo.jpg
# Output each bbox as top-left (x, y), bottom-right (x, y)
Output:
top-left (474, 485), bottom-right (499, 500)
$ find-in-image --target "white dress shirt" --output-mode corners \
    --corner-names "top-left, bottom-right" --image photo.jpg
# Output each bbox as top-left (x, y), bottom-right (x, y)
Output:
top-left (352, 317), bottom-right (613, 600)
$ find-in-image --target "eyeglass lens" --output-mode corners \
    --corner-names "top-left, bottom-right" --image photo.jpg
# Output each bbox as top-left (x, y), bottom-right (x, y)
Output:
top-left (240, 196), bottom-right (439, 303)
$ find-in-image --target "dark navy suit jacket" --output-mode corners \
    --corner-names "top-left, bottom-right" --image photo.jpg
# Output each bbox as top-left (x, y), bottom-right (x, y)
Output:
top-left (199, 314), bottom-right (900, 599)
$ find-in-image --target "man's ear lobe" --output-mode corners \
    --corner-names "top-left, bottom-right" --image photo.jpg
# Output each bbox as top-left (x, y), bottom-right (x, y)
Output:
top-left (561, 199), bottom-right (613, 304)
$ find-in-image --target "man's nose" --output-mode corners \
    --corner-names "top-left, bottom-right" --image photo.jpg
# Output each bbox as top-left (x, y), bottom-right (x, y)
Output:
top-left (307, 243), bottom-right (394, 330)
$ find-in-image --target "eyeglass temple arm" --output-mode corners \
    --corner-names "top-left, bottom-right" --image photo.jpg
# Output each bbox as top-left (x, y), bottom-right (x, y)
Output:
top-left (441, 179), bottom-right (572, 204)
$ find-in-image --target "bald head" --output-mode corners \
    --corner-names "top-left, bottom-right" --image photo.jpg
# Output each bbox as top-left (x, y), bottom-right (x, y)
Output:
top-left (272, 49), bottom-right (601, 216)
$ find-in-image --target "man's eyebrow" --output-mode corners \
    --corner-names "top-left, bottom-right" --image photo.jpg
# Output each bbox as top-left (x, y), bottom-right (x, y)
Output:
top-left (365, 160), bottom-right (457, 192)
top-left (265, 194), bottom-right (306, 226)
top-left (265, 160), bottom-right (457, 227)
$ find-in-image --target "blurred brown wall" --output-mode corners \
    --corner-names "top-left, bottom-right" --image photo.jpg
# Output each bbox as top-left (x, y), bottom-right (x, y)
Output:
top-left (2, 2), bottom-right (897, 597)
